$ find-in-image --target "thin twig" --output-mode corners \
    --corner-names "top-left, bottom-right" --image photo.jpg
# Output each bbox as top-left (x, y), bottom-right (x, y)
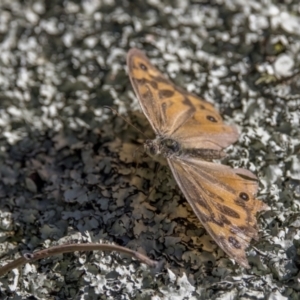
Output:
top-left (0, 243), bottom-right (159, 277)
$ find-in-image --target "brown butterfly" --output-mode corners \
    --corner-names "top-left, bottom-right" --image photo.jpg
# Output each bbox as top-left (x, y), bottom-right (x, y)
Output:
top-left (127, 48), bottom-right (268, 268)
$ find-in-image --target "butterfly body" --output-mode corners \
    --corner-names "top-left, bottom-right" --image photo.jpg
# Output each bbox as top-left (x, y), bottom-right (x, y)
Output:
top-left (145, 137), bottom-right (180, 158)
top-left (146, 137), bottom-right (226, 161)
top-left (127, 48), bottom-right (268, 268)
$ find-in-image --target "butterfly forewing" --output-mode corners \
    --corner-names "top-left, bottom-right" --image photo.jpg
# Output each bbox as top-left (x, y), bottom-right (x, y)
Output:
top-left (127, 48), bottom-right (268, 268)
top-left (127, 48), bottom-right (239, 150)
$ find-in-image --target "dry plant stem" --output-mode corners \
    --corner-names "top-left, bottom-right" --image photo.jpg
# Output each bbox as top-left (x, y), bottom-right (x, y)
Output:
top-left (0, 243), bottom-right (158, 277)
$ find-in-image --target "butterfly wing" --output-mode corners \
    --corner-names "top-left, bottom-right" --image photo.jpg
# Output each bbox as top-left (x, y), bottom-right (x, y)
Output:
top-left (167, 156), bottom-right (268, 268)
top-left (127, 48), bottom-right (238, 150)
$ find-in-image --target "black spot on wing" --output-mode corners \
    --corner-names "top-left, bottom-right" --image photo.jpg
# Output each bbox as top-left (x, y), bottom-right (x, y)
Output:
top-left (239, 192), bottom-right (250, 201)
top-left (217, 204), bottom-right (240, 219)
top-left (141, 89), bottom-right (153, 101)
top-left (220, 214), bottom-right (231, 225)
top-left (159, 89), bottom-right (175, 99)
top-left (207, 115), bottom-right (218, 123)
top-left (197, 198), bottom-right (209, 210)
top-left (235, 192), bottom-right (251, 208)
top-left (182, 96), bottom-right (193, 107)
top-left (140, 63), bottom-right (147, 71)
top-left (135, 78), bottom-right (146, 85)
top-left (209, 215), bottom-right (225, 227)
top-left (228, 236), bottom-right (241, 249)
top-left (150, 80), bottom-right (158, 89)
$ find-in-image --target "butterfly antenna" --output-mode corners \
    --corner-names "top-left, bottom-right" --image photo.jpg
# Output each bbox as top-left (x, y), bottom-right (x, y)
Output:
top-left (103, 106), bottom-right (150, 139)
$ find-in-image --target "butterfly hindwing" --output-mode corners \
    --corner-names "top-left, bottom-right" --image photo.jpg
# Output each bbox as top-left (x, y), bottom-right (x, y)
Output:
top-left (168, 157), bottom-right (267, 268)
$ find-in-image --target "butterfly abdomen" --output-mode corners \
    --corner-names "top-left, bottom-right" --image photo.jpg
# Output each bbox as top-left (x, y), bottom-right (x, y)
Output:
top-left (145, 136), bottom-right (226, 162)
top-left (184, 149), bottom-right (227, 161)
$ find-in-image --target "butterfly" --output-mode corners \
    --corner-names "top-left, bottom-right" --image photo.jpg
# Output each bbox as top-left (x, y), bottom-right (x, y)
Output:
top-left (126, 48), bottom-right (268, 268)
